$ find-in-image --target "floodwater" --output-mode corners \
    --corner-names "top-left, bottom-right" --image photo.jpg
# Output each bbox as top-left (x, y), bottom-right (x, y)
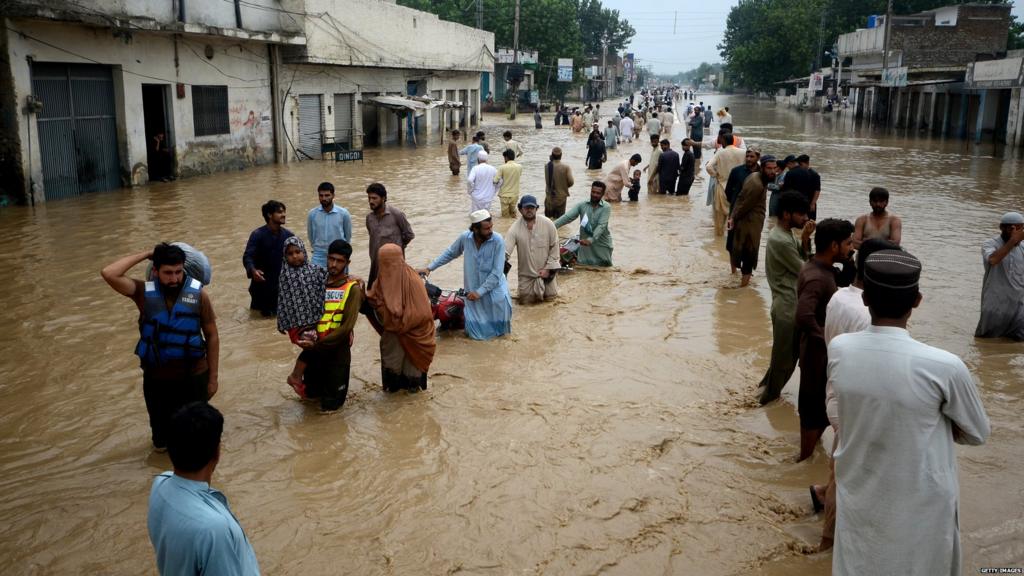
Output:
top-left (1, 96), bottom-right (1022, 575)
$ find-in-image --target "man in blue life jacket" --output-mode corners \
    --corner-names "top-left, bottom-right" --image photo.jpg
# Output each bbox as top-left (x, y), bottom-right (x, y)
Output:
top-left (102, 243), bottom-right (219, 451)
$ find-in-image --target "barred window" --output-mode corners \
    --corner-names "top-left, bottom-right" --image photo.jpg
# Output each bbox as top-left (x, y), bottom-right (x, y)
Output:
top-left (192, 85), bottom-right (229, 136)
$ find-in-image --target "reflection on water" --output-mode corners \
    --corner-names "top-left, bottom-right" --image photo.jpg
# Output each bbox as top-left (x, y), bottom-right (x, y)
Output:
top-left (0, 96), bottom-right (1021, 574)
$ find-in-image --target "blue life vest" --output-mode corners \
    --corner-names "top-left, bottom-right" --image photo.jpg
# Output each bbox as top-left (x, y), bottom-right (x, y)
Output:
top-left (135, 277), bottom-right (206, 367)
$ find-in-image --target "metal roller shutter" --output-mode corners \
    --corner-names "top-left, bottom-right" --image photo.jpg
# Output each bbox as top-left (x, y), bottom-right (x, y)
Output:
top-left (298, 94), bottom-right (322, 159)
top-left (333, 94), bottom-right (352, 145)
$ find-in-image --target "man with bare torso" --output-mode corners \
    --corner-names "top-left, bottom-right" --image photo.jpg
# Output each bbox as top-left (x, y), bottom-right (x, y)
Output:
top-left (853, 187), bottom-right (902, 248)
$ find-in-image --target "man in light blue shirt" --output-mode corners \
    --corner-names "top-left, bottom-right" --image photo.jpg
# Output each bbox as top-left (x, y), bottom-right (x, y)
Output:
top-left (419, 209), bottom-right (512, 340)
top-left (307, 182), bottom-right (352, 267)
top-left (148, 402), bottom-right (260, 576)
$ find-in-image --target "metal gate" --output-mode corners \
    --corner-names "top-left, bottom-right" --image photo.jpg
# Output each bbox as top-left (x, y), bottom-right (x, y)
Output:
top-left (297, 94), bottom-right (322, 159)
top-left (333, 93), bottom-right (352, 145)
top-left (32, 63), bottom-right (121, 200)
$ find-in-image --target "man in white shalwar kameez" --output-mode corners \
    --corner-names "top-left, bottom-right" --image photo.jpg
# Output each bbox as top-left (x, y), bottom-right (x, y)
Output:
top-left (829, 250), bottom-right (990, 576)
top-left (466, 151), bottom-right (498, 214)
top-left (975, 211), bottom-right (1024, 340)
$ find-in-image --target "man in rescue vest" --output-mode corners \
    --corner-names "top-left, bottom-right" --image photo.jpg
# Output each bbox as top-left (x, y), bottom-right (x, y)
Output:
top-left (292, 239), bottom-right (363, 412)
top-left (101, 243), bottom-right (219, 451)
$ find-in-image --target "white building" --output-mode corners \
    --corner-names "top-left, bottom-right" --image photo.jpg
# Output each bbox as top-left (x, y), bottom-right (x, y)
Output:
top-left (279, 0), bottom-right (493, 157)
top-left (1, 0), bottom-right (493, 204)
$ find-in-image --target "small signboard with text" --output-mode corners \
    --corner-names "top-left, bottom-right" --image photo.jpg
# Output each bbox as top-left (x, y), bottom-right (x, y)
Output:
top-left (557, 58), bottom-right (573, 82)
top-left (881, 67), bottom-right (908, 88)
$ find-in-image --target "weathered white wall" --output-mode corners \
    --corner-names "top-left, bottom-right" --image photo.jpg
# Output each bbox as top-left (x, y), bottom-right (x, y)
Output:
top-left (20, 0), bottom-right (305, 35)
top-left (9, 19), bottom-right (275, 201)
top-left (299, 0), bottom-right (493, 72)
top-left (280, 64), bottom-right (481, 154)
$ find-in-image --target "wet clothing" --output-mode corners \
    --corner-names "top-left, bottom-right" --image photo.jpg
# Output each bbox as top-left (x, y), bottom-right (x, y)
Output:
top-left (975, 235), bottom-right (1024, 340)
top-left (505, 215), bottom-right (560, 303)
top-left (619, 116), bottom-right (635, 140)
top-left (131, 278), bottom-right (213, 447)
top-left (148, 473), bottom-right (260, 576)
top-left (494, 161), bottom-right (523, 218)
top-left (276, 237), bottom-right (327, 334)
top-left (586, 138), bottom-right (607, 170)
top-left (459, 143), bottom-right (483, 174)
top-left (604, 125), bottom-right (618, 149)
top-left (689, 114), bottom-right (704, 144)
top-left (467, 162), bottom-right (498, 213)
top-left (544, 160), bottom-right (574, 218)
top-left (628, 179), bottom-right (641, 202)
top-left (646, 145), bottom-right (662, 195)
top-left (299, 278), bottom-right (362, 411)
top-left (830, 326), bottom-right (990, 576)
top-left (706, 146), bottom-right (746, 237)
top-left (502, 139), bottom-right (524, 158)
top-left (730, 172), bottom-right (767, 276)
top-left (604, 160), bottom-right (632, 202)
top-left (365, 204), bottom-right (415, 288)
top-left (796, 259), bottom-right (839, 430)
top-left (447, 141), bottom-right (461, 175)
top-left (758, 225), bottom-right (807, 404)
top-left (366, 244), bottom-right (435, 391)
top-left (657, 149), bottom-right (680, 194)
top-left (534, 111), bottom-right (542, 129)
top-left (307, 204), bottom-right (352, 268)
top-left (428, 231), bottom-right (513, 340)
top-left (646, 117), bottom-right (661, 136)
top-left (724, 164), bottom-right (754, 254)
top-left (242, 225), bottom-right (294, 316)
top-left (676, 149), bottom-right (695, 196)
top-left (782, 167), bottom-right (821, 219)
top-left (555, 200), bottom-right (613, 267)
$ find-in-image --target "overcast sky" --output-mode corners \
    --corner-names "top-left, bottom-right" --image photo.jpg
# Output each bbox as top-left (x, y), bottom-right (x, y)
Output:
top-left (604, 0), bottom-right (1023, 76)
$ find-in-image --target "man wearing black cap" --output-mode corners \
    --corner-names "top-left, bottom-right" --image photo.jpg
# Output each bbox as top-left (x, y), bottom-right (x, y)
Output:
top-left (504, 195), bottom-right (560, 304)
top-left (829, 250), bottom-right (989, 576)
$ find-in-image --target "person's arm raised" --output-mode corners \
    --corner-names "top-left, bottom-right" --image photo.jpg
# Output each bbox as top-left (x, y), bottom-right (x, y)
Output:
top-left (101, 250), bottom-right (151, 297)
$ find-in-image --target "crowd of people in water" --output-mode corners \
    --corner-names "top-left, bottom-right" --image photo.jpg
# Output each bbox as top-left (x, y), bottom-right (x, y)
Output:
top-left (100, 86), bottom-right (1021, 575)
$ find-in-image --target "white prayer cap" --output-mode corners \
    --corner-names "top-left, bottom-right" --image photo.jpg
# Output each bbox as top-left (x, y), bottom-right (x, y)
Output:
top-left (477, 151), bottom-right (489, 162)
top-left (1000, 212), bottom-right (1024, 225)
top-left (470, 209), bottom-right (491, 224)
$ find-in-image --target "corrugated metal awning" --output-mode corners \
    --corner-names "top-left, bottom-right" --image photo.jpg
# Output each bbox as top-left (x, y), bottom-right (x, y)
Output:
top-left (359, 95), bottom-right (464, 114)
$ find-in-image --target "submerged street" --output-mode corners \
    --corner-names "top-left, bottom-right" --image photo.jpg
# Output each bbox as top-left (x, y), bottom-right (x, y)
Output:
top-left (1, 96), bottom-right (1023, 574)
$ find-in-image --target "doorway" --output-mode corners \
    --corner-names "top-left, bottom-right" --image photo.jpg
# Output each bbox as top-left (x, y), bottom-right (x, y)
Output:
top-left (142, 84), bottom-right (173, 181)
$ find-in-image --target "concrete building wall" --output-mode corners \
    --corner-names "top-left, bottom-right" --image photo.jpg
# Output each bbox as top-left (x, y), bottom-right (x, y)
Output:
top-left (280, 66), bottom-right (481, 156)
top-left (295, 0), bottom-right (493, 72)
top-left (8, 19), bottom-right (275, 202)
top-left (8, 0), bottom-right (306, 36)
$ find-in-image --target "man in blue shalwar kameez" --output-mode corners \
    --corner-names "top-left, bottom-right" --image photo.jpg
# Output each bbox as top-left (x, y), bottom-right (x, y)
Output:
top-left (421, 210), bottom-right (512, 340)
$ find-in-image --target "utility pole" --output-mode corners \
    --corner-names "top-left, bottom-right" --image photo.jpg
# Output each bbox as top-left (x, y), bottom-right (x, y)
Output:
top-left (476, 0), bottom-right (482, 29)
top-left (601, 35), bottom-right (608, 101)
top-left (881, 0), bottom-right (893, 124)
top-left (673, 11), bottom-right (677, 35)
top-left (509, 0), bottom-right (520, 119)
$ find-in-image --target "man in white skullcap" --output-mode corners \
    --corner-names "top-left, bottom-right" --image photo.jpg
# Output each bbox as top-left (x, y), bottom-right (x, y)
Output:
top-left (976, 211), bottom-right (1024, 340)
top-left (466, 150), bottom-right (498, 213)
top-left (830, 250), bottom-right (989, 576)
top-left (419, 210), bottom-right (512, 340)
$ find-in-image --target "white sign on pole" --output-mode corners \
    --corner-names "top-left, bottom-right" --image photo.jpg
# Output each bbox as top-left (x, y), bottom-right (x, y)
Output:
top-left (557, 58), bottom-right (573, 82)
top-left (882, 66), bottom-right (908, 87)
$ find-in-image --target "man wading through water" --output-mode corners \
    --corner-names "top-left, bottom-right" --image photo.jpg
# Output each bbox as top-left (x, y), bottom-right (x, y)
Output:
top-left (102, 243), bottom-right (219, 451)
top-left (757, 192), bottom-right (814, 405)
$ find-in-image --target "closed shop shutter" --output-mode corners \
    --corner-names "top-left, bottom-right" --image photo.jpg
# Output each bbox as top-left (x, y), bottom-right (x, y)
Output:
top-left (298, 94), bottom-right (322, 159)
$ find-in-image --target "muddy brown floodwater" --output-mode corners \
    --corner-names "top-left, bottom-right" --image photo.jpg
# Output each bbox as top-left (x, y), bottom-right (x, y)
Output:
top-left (1, 96), bottom-right (1023, 575)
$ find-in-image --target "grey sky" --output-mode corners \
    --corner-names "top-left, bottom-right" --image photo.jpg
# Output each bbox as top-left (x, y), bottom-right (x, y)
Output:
top-left (605, 0), bottom-right (1023, 76)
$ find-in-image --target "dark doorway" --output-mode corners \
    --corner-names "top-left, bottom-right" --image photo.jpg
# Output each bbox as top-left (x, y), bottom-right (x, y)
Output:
top-left (142, 84), bottom-right (174, 181)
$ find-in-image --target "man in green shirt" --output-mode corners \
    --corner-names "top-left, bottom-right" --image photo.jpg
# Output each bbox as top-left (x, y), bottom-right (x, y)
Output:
top-left (758, 191), bottom-right (815, 405)
top-left (554, 181), bottom-right (614, 267)
top-left (493, 149), bottom-right (523, 218)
